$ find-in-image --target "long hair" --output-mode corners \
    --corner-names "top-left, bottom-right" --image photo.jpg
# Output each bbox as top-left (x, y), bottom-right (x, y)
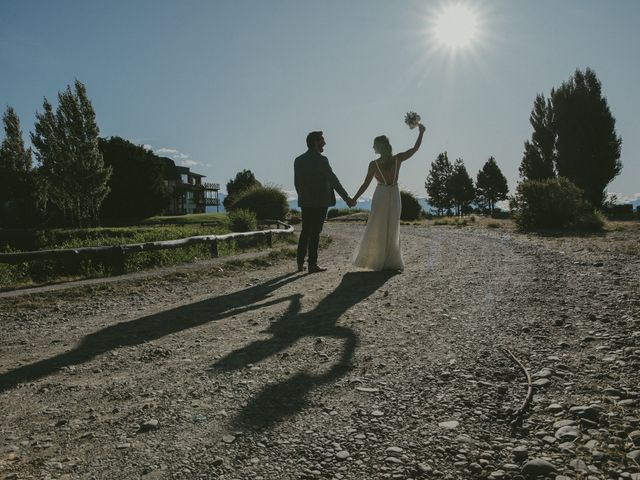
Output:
top-left (374, 135), bottom-right (393, 164)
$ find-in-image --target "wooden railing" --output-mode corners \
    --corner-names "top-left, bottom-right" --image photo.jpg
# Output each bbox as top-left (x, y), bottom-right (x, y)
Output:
top-left (0, 220), bottom-right (293, 275)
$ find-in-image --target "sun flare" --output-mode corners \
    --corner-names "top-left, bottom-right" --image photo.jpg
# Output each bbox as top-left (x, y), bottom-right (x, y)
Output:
top-left (433, 4), bottom-right (479, 50)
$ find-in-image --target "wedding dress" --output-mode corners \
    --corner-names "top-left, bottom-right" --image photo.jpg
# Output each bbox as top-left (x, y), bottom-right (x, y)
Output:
top-left (352, 157), bottom-right (403, 271)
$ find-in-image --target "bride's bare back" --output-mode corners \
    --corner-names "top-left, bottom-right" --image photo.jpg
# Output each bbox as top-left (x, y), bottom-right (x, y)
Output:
top-left (372, 158), bottom-right (399, 186)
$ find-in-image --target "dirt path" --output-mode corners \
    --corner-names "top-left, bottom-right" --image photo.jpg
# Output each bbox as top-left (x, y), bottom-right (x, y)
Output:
top-left (1, 222), bottom-right (638, 480)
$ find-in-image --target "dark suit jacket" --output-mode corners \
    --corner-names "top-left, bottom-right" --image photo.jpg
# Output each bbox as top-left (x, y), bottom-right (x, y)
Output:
top-left (294, 149), bottom-right (349, 208)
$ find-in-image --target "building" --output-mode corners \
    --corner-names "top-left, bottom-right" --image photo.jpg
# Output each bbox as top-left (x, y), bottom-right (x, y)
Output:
top-left (166, 166), bottom-right (220, 215)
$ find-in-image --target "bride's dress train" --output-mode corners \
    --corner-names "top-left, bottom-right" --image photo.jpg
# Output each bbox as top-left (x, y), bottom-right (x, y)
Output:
top-left (352, 158), bottom-right (403, 271)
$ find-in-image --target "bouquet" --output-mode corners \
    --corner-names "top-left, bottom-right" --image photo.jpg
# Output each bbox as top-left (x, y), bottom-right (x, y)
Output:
top-left (404, 111), bottom-right (421, 129)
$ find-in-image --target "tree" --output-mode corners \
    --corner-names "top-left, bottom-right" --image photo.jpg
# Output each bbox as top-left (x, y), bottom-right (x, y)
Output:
top-left (476, 156), bottom-right (509, 215)
top-left (223, 169), bottom-right (261, 209)
top-left (31, 79), bottom-right (112, 227)
top-left (98, 137), bottom-right (174, 220)
top-left (551, 68), bottom-right (622, 207)
top-left (519, 94), bottom-right (556, 181)
top-left (447, 159), bottom-right (475, 216)
top-left (0, 106), bottom-right (36, 226)
top-left (425, 152), bottom-right (453, 216)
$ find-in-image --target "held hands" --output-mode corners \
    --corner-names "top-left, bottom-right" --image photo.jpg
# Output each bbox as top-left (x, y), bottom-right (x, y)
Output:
top-left (418, 123), bottom-right (426, 134)
top-left (347, 198), bottom-right (357, 208)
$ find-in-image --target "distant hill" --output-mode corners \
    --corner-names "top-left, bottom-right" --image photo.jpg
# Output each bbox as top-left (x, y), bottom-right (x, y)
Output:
top-left (287, 197), bottom-right (435, 213)
top-left (208, 194), bottom-right (436, 214)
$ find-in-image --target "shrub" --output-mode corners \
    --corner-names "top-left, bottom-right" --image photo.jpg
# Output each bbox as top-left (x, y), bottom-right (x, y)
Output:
top-left (400, 191), bottom-right (423, 221)
top-left (510, 177), bottom-right (604, 231)
top-left (287, 210), bottom-right (301, 225)
top-left (229, 185), bottom-right (289, 220)
top-left (228, 209), bottom-right (257, 232)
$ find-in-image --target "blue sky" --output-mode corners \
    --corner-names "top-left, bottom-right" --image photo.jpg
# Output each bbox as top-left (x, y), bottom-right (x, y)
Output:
top-left (1, 1), bottom-right (638, 203)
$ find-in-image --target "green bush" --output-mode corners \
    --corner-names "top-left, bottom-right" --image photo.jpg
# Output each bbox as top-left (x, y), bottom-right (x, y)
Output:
top-left (400, 191), bottom-right (423, 221)
top-left (229, 185), bottom-right (289, 220)
top-left (287, 210), bottom-right (301, 225)
top-left (228, 209), bottom-right (257, 232)
top-left (510, 177), bottom-right (604, 231)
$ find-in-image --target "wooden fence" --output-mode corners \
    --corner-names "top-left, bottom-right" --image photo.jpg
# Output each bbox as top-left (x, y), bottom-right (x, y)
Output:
top-left (0, 220), bottom-right (293, 275)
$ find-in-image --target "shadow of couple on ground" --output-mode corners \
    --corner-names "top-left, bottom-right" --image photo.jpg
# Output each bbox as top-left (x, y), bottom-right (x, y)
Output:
top-left (0, 270), bottom-right (393, 429)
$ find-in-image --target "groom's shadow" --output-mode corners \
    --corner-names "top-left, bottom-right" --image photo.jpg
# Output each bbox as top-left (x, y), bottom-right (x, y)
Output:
top-left (0, 272), bottom-right (302, 393)
top-left (213, 270), bottom-right (395, 429)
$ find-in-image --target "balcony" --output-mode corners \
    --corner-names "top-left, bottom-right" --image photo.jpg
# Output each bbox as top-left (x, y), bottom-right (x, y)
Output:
top-left (205, 198), bottom-right (220, 206)
top-left (204, 183), bottom-right (220, 190)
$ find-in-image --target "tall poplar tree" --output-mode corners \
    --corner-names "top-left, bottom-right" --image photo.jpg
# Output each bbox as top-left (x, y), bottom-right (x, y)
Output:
top-left (0, 106), bottom-right (35, 226)
top-left (519, 94), bottom-right (556, 181)
top-left (425, 152), bottom-right (453, 216)
top-left (31, 79), bottom-right (112, 226)
top-left (551, 68), bottom-right (622, 207)
top-left (476, 156), bottom-right (509, 215)
top-left (447, 159), bottom-right (475, 217)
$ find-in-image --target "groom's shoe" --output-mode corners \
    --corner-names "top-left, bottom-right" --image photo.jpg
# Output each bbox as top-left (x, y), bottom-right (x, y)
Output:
top-left (308, 264), bottom-right (327, 273)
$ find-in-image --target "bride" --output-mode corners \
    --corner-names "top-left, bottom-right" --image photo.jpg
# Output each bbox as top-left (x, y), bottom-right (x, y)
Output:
top-left (349, 123), bottom-right (425, 271)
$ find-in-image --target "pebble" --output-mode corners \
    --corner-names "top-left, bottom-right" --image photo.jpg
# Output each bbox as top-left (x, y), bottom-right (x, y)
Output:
top-left (138, 419), bottom-right (159, 432)
top-left (569, 458), bottom-right (588, 473)
top-left (438, 420), bottom-right (459, 429)
top-left (335, 450), bottom-right (350, 460)
top-left (546, 403), bottom-right (564, 413)
top-left (627, 450), bottom-right (640, 462)
top-left (532, 378), bottom-right (551, 387)
top-left (512, 446), bottom-right (528, 461)
top-left (555, 425), bottom-right (580, 441)
top-left (222, 435), bottom-right (236, 444)
top-left (553, 419), bottom-right (576, 428)
top-left (521, 458), bottom-right (556, 478)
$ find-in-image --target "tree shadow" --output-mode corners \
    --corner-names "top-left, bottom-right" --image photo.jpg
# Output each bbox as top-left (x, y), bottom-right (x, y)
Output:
top-left (212, 270), bottom-right (395, 429)
top-left (0, 272), bottom-right (302, 393)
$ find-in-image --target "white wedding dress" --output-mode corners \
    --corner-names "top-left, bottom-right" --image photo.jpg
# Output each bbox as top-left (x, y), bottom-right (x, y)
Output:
top-left (352, 157), bottom-right (404, 271)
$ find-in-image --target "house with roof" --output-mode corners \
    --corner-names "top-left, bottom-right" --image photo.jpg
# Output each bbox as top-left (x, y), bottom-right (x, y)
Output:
top-left (165, 165), bottom-right (220, 215)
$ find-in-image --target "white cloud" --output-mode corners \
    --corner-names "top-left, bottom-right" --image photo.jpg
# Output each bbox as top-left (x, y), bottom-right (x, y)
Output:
top-left (154, 146), bottom-right (198, 165)
top-left (180, 159), bottom-right (200, 167)
top-left (155, 147), bottom-right (180, 155)
top-left (142, 144), bottom-right (154, 152)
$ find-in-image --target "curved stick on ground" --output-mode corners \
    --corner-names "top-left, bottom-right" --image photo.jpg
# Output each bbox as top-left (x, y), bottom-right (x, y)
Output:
top-left (501, 347), bottom-right (533, 434)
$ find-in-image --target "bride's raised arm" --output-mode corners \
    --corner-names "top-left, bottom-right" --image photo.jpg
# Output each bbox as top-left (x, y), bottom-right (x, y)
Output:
top-left (350, 161), bottom-right (376, 205)
top-left (396, 124), bottom-right (426, 163)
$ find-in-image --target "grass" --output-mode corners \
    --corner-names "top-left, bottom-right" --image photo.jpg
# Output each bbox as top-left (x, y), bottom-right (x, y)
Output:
top-left (0, 215), bottom-right (298, 290)
top-left (140, 212), bottom-right (229, 226)
top-left (0, 235), bottom-right (330, 309)
top-left (432, 217), bottom-right (470, 227)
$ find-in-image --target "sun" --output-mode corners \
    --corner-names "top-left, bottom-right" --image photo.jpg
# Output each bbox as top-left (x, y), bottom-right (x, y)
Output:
top-left (433, 3), bottom-right (479, 50)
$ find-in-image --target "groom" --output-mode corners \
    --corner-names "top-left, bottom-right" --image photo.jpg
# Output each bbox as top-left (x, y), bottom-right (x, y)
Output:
top-left (294, 131), bottom-right (352, 273)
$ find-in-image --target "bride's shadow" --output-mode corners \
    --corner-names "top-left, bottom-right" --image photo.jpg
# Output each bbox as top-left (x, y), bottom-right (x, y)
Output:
top-left (0, 272), bottom-right (302, 393)
top-left (213, 270), bottom-right (394, 429)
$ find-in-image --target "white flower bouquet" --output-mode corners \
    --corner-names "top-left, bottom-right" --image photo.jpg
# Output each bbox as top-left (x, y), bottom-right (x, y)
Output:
top-left (404, 111), bottom-right (421, 129)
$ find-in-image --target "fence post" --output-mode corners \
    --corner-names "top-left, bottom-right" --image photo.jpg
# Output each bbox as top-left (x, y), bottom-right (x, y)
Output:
top-left (267, 231), bottom-right (273, 248)
top-left (111, 246), bottom-right (126, 276)
top-left (210, 239), bottom-right (219, 258)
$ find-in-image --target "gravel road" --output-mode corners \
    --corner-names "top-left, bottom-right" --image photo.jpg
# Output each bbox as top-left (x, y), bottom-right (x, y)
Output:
top-left (1, 222), bottom-right (639, 480)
